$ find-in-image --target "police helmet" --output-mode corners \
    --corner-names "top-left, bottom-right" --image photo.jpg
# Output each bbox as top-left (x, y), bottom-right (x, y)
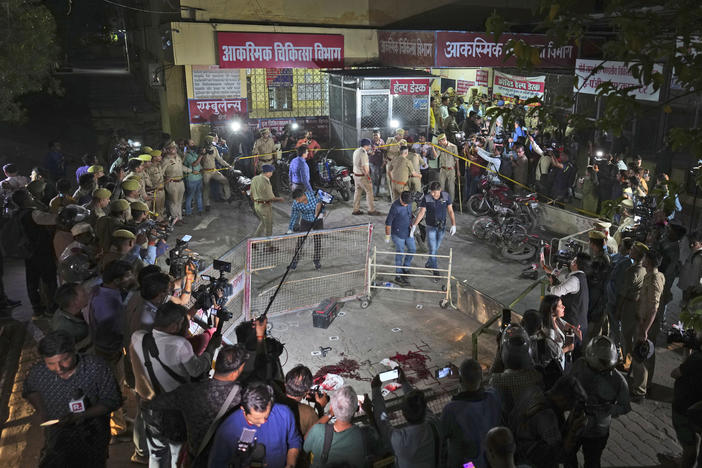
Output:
top-left (584, 335), bottom-right (618, 372)
top-left (57, 204), bottom-right (90, 230)
top-left (60, 253), bottom-right (98, 283)
top-left (500, 324), bottom-right (534, 370)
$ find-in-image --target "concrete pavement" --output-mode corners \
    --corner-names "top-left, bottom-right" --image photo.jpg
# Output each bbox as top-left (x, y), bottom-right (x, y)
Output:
top-left (0, 188), bottom-right (691, 467)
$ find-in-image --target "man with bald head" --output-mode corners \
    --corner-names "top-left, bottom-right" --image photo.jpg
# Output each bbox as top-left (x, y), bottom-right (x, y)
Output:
top-left (485, 426), bottom-right (523, 468)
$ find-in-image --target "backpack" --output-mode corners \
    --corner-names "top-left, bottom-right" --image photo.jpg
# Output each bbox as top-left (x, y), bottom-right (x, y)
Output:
top-left (0, 202), bottom-right (33, 259)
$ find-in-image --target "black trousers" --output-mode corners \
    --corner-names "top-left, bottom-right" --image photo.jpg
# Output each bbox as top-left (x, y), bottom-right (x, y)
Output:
top-left (25, 254), bottom-right (57, 312)
top-left (0, 251), bottom-right (6, 301)
top-left (565, 433), bottom-right (609, 468)
top-left (295, 219), bottom-right (323, 263)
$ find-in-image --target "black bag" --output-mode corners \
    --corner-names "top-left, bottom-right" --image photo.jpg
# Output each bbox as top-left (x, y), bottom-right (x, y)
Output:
top-left (141, 333), bottom-right (187, 443)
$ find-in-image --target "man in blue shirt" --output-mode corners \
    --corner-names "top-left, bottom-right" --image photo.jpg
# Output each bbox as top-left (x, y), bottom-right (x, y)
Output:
top-left (385, 191), bottom-right (415, 285)
top-left (289, 146), bottom-right (313, 192)
top-left (287, 188), bottom-right (323, 270)
top-left (209, 383), bottom-right (301, 468)
top-left (410, 181), bottom-right (456, 279)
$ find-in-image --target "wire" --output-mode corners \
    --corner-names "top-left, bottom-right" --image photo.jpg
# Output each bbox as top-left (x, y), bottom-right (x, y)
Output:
top-left (102, 0), bottom-right (180, 14)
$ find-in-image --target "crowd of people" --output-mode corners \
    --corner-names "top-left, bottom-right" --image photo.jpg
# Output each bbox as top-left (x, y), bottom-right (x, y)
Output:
top-left (0, 95), bottom-right (701, 468)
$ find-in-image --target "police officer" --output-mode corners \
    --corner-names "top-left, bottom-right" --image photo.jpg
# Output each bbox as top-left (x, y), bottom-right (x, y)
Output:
top-left (384, 128), bottom-right (405, 199)
top-left (250, 164), bottom-right (283, 238)
top-left (84, 188), bottom-right (111, 227)
top-left (200, 135), bottom-right (232, 210)
top-left (593, 220), bottom-right (618, 255)
top-left (431, 134), bottom-right (460, 202)
top-left (95, 198), bottom-right (128, 253)
top-left (410, 181), bottom-right (456, 280)
top-left (387, 144), bottom-right (420, 202)
top-left (616, 241), bottom-right (647, 370)
top-left (121, 178), bottom-right (142, 222)
top-left (252, 128), bottom-right (278, 194)
top-left (162, 141), bottom-right (190, 223)
top-left (406, 145), bottom-right (423, 193)
top-left (613, 199), bottom-right (635, 245)
top-left (351, 139), bottom-right (379, 216)
top-left (146, 149), bottom-right (165, 218)
top-left (568, 336), bottom-right (631, 468)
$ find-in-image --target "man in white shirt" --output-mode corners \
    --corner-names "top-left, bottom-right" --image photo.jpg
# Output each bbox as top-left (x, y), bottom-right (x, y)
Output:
top-left (545, 253), bottom-right (592, 345)
top-left (474, 139), bottom-right (502, 184)
top-left (0, 163), bottom-right (29, 197)
top-left (130, 302), bottom-right (221, 467)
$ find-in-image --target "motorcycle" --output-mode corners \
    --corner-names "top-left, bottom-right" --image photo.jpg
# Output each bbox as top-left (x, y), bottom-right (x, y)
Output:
top-left (472, 206), bottom-right (538, 261)
top-left (314, 151), bottom-right (352, 201)
top-left (226, 158), bottom-right (253, 211)
top-left (467, 177), bottom-right (540, 231)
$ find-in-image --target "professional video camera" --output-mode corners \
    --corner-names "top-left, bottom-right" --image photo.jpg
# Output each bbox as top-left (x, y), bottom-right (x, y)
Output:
top-left (134, 218), bottom-right (173, 241)
top-left (166, 235), bottom-right (201, 278)
top-left (554, 239), bottom-right (582, 268)
top-left (193, 260), bottom-right (233, 312)
top-left (667, 323), bottom-right (701, 350)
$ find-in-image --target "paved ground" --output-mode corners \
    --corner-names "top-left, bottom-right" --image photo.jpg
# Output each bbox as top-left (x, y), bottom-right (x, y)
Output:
top-left (0, 188), bottom-right (691, 467)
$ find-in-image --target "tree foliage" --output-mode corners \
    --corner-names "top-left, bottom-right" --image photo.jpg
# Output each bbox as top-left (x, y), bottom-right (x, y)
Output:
top-left (0, 0), bottom-right (61, 122)
top-left (485, 0), bottom-right (702, 164)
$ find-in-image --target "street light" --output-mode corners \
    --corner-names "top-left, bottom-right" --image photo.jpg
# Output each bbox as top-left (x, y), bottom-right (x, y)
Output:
top-left (291, 122), bottom-right (299, 130)
top-left (229, 120), bottom-right (242, 132)
top-left (389, 119), bottom-right (400, 129)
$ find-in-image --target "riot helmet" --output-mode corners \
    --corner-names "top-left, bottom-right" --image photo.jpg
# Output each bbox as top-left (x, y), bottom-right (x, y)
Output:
top-left (584, 335), bottom-right (618, 372)
top-left (500, 324), bottom-right (534, 370)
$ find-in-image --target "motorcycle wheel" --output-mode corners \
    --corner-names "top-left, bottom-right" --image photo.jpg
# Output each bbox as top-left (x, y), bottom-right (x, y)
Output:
top-left (501, 243), bottom-right (537, 261)
top-left (467, 194), bottom-right (491, 216)
top-left (472, 216), bottom-right (494, 240)
top-left (339, 187), bottom-right (350, 201)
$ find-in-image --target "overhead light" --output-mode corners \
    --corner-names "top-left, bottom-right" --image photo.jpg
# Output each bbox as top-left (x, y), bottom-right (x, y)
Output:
top-left (229, 121), bottom-right (242, 132)
top-left (291, 122), bottom-right (299, 130)
top-left (389, 119), bottom-right (400, 129)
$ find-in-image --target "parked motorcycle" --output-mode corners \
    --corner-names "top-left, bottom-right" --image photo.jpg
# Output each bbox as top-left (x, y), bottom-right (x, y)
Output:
top-left (226, 158), bottom-right (253, 211)
top-left (467, 177), bottom-right (539, 231)
top-left (315, 151), bottom-right (352, 201)
top-left (472, 206), bottom-right (538, 261)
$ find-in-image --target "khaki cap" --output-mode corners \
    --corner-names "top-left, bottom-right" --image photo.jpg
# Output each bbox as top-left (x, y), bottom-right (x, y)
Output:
top-left (110, 199), bottom-right (129, 212)
top-left (92, 188), bottom-right (111, 199)
top-left (633, 241), bottom-right (649, 251)
top-left (620, 199), bottom-right (634, 209)
top-left (150, 149), bottom-right (162, 158)
top-left (130, 201), bottom-right (149, 212)
top-left (142, 146), bottom-right (153, 153)
top-left (87, 165), bottom-right (104, 173)
top-left (588, 230), bottom-right (606, 240)
top-left (112, 229), bottom-right (135, 240)
top-left (449, 106), bottom-right (458, 112)
top-left (122, 179), bottom-right (140, 192)
top-left (437, 133), bottom-right (447, 140)
top-left (593, 220), bottom-right (611, 230)
top-left (395, 128), bottom-right (405, 135)
top-left (136, 154), bottom-right (152, 162)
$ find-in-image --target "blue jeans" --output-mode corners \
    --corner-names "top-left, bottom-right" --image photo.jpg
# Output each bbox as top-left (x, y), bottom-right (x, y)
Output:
top-left (184, 178), bottom-right (203, 215)
top-left (464, 173), bottom-right (480, 200)
top-left (425, 225), bottom-right (445, 269)
top-left (391, 234), bottom-right (416, 274)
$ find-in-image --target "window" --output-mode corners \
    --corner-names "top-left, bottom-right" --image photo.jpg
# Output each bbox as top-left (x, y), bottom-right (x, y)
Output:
top-left (269, 86), bottom-right (293, 111)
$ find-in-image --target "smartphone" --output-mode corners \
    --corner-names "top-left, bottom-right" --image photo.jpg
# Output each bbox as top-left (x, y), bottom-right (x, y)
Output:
top-left (463, 463), bottom-right (476, 468)
top-left (435, 366), bottom-right (453, 379)
top-left (239, 427), bottom-right (256, 444)
top-left (181, 234), bottom-right (192, 243)
top-left (564, 331), bottom-right (575, 347)
top-left (379, 368), bottom-right (399, 382)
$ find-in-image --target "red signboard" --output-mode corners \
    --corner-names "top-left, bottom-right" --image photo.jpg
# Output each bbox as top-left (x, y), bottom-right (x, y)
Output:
top-left (435, 32), bottom-right (575, 68)
top-left (456, 79), bottom-right (475, 95)
top-left (378, 31), bottom-right (435, 67)
top-left (475, 70), bottom-right (489, 86)
top-left (390, 79), bottom-right (430, 95)
top-left (218, 32), bottom-right (344, 69)
top-left (188, 99), bottom-right (247, 124)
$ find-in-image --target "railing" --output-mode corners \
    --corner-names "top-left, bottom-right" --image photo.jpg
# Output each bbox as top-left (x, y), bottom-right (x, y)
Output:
top-left (469, 275), bottom-right (548, 360)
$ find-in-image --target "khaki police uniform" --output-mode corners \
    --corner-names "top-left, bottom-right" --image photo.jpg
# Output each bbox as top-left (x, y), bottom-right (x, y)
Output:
top-left (630, 268), bottom-right (665, 396)
top-left (388, 155), bottom-right (414, 202)
top-left (145, 164), bottom-right (165, 218)
top-left (253, 136), bottom-right (276, 172)
top-left (437, 142), bottom-right (459, 201)
top-left (124, 171), bottom-right (147, 201)
top-left (250, 174), bottom-right (275, 237)
top-left (407, 151), bottom-right (422, 193)
top-left (201, 146), bottom-right (231, 207)
top-left (616, 259), bottom-right (646, 361)
top-left (162, 155), bottom-right (189, 219)
top-left (95, 215), bottom-right (125, 253)
top-left (352, 147), bottom-right (375, 213)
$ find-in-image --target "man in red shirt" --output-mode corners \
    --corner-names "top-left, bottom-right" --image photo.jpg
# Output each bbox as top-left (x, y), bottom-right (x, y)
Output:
top-left (295, 131), bottom-right (321, 160)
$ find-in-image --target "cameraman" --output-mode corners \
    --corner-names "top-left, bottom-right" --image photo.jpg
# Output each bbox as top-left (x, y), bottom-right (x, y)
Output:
top-left (129, 302), bottom-right (222, 467)
top-left (144, 344), bottom-right (249, 467)
top-left (659, 331), bottom-right (702, 468)
top-left (546, 252), bottom-right (592, 347)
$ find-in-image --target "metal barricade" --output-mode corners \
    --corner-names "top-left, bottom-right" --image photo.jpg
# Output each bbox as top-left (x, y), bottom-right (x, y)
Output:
top-left (363, 246), bottom-right (452, 309)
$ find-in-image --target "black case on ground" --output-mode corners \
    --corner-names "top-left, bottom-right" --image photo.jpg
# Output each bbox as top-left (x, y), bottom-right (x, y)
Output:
top-left (312, 298), bottom-right (341, 329)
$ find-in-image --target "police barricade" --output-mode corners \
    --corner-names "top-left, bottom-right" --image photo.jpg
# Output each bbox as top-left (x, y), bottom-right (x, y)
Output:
top-left (242, 223), bottom-right (373, 321)
top-left (365, 247), bottom-right (452, 309)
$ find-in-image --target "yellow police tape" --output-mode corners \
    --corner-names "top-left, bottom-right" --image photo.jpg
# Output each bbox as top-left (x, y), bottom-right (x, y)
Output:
top-left (207, 141), bottom-right (601, 219)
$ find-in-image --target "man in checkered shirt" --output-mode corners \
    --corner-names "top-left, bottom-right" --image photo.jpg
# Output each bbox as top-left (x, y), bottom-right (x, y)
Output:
top-left (287, 188), bottom-right (324, 270)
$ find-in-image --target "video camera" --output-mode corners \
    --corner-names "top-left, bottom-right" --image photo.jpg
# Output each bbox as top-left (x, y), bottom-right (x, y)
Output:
top-left (166, 235), bottom-right (201, 278)
top-left (134, 218), bottom-right (173, 241)
top-left (193, 259), bottom-right (233, 312)
top-left (554, 240), bottom-right (582, 268)
top-left (230, 428), bottom-right (265, 468)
